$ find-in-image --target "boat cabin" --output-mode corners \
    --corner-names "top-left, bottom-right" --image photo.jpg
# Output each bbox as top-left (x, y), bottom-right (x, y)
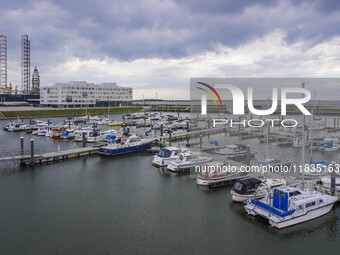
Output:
top-left (233, 178), bottom-right (262, 195)
top-left (157, 147), bottom-right (181, 158)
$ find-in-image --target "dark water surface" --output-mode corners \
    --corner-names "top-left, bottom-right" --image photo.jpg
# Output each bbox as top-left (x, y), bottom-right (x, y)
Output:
top-left (0, 116), bottom-right (339, 254)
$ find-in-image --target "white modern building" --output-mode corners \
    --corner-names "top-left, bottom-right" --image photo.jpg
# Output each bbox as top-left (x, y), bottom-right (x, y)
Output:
top-left (40, 81), bottom-right (133, 108)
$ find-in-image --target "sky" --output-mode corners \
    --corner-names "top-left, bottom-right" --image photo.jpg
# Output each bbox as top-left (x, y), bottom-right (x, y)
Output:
top-left (1, 0), bottom-right (340, 99)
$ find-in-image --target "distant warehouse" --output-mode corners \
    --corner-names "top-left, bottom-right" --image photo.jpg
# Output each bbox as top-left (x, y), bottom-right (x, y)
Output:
top-left (40, 81), bottom-right (133, 108)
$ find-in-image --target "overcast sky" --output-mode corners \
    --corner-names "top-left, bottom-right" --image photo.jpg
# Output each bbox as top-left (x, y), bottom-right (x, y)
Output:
top-left (1, 0), bottom-right (340, 99)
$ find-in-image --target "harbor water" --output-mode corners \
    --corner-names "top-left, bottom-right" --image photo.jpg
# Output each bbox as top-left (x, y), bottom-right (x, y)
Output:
top-left (0, 115), bottom-right (340, 254)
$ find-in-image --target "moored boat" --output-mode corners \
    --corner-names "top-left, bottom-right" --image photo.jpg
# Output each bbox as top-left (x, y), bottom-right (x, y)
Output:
top-left (152, 146), bottom-right (186, 167)
top-left (99, 135), bottom-right (153, 156)
top-left (244, 186), bottom-right (338, 229)
top-left (230, 177), bottom-right (286, 203)
top-left (196, 161), bottom-right (244, 186)
top-left (167, 152), bottom-right (212, 173)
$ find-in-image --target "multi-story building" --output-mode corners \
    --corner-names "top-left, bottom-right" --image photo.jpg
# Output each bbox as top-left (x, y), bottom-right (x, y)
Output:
top-left (40, 81), bottom-right (133, 107)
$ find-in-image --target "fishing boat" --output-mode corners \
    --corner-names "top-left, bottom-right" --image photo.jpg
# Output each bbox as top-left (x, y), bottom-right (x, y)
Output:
top-left (230, 177), bottom-right (286, 203)
top-left (99, 134), bottom-right (153, 156)
top-left (215, 144), bottom-right (248, 156)
top-left (244, 186), bottom-right (338, 229)
top-left (196, 161), bottom-right (244, 187)
top-left (322, 141), bottom-right (340, 152)
top-left (152, 147), bottom-right (186, 167)
top-left (167, 152), bottom-right (212, 173)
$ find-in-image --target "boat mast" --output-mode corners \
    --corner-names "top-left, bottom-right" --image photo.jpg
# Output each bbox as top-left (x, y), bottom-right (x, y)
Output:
top-left (301, 82), bottom-right (305, 188)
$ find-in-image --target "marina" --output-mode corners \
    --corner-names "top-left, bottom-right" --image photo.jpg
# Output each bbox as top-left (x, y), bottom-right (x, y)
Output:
top-left (0, 110), bottom-right (340, 254)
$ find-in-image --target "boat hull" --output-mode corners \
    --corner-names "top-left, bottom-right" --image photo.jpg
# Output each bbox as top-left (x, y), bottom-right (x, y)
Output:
top-left (99, 142), bottom-right (152, 156)
top-left (245, 201), bottom-right (337, 229)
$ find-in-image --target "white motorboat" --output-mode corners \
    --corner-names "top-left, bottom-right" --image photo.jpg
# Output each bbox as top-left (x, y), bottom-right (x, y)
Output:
top-left (86, 129), bottom-right (118, 143)
top-left (167, 152), bottom-right (212, 173)
top-left (215, 144), bottom-right (248, 157)
top-left (196, 161), bottom-right (244, 186)
top-left (6, 122), bottom-right (31, 132)
top-left (61, 129), bottom-right (77, 139)
top-left (73, 129), bottom-right (94, 142)
top-left (317, 176), bottom-right (340, 192)
top-left (230, 177), bottom-right (286, 203)
top-left (322, 141), bottom-right (340, 152)
top-left (244, 186), bottom-right (338, 229)
top-left (96, 118), bottom-right (113, 125)
top-left (152, 146), bottom-right (186, 167)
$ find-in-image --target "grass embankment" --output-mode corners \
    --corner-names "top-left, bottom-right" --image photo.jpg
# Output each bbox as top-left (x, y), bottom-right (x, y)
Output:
top-left (150, 106), bottom-right (189, 111)
top-left (1, 106), bottom-right (143, 119)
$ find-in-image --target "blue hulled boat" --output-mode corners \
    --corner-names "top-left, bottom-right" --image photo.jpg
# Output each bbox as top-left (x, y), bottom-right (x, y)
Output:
top-left (99, 135), bottom-right (153, 156)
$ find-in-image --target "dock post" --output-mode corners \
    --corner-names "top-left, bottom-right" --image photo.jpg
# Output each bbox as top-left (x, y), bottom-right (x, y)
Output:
top-left (199, 135), bottom-right (202, 151)
top-left (30, 139), bottom-right (34, 165)
top-left (82, 132), bottom-right (86, 148)
top-left (331, 161), bottom-right (336, 196)
top-left (20, 137), bottom-right (24, 164)
top-left (160, 124), bottom-right (163, 137)
top-left (48, 118), bottom-right (50, 129)
top-left (20, 137), bottom-right (24, 156)
top-left (127, 126), bottom-right (130, 134)
top-left (69, 121), bottom-right (71, 129)
top-left (337, 118), bottom-right (339, 127)
top-left (169, 130), bottom-right (172, 146)
top-left (334, 118), bottom-right (336, 129)
top-left (246, 145), bottom-right (250, 166)
top-left (186, 121), bottom-right (189, 133)
top-left (29, 118), bottom-right (32, 125)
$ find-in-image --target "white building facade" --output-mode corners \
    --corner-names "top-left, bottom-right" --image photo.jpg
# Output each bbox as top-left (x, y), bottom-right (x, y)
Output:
top-left (40, 81), bottom-right (133, 107)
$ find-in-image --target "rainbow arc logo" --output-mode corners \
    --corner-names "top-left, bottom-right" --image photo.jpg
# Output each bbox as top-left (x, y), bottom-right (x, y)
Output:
top-left (196, 82), bottom-right (223, 106)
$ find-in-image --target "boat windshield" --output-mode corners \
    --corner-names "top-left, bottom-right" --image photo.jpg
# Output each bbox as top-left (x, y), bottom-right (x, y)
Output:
top-left (158, 150), bottom-right (171, 157)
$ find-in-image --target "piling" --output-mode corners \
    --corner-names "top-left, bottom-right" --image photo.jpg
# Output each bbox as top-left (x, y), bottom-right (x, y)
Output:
top-left (29, 118), bottom-right (32, 125)
top-left (30, 139), bottom-right (34, 165)
top-left (334, 118), bottom-right (336, 129)
top-left (20, 137), bottom-right (24, 156)
top-left (331, 161), bottom-right (336, 196)
top-left (82, 132), bottom-right (86, 148)
top-left (160, 124), bottom-right (163, 137)
top-left (48, 118), bottom-right (50, 129)
top-left (169, 130), bottom-right (172, 146)
top-left (186, 121), bottom-right (190, 132)
top-left (246, 145), bottom-right (250, 166)
top-left (69, 121), bottom-right (71, 129)
top-left (200, 135), bottom-right (202, 150)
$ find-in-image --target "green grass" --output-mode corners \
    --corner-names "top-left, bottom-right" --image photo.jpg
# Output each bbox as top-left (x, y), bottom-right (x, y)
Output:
top-left (1, 106), bottom-right (143, 119)
top-left (150, 106), bottom-right (189, 111)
